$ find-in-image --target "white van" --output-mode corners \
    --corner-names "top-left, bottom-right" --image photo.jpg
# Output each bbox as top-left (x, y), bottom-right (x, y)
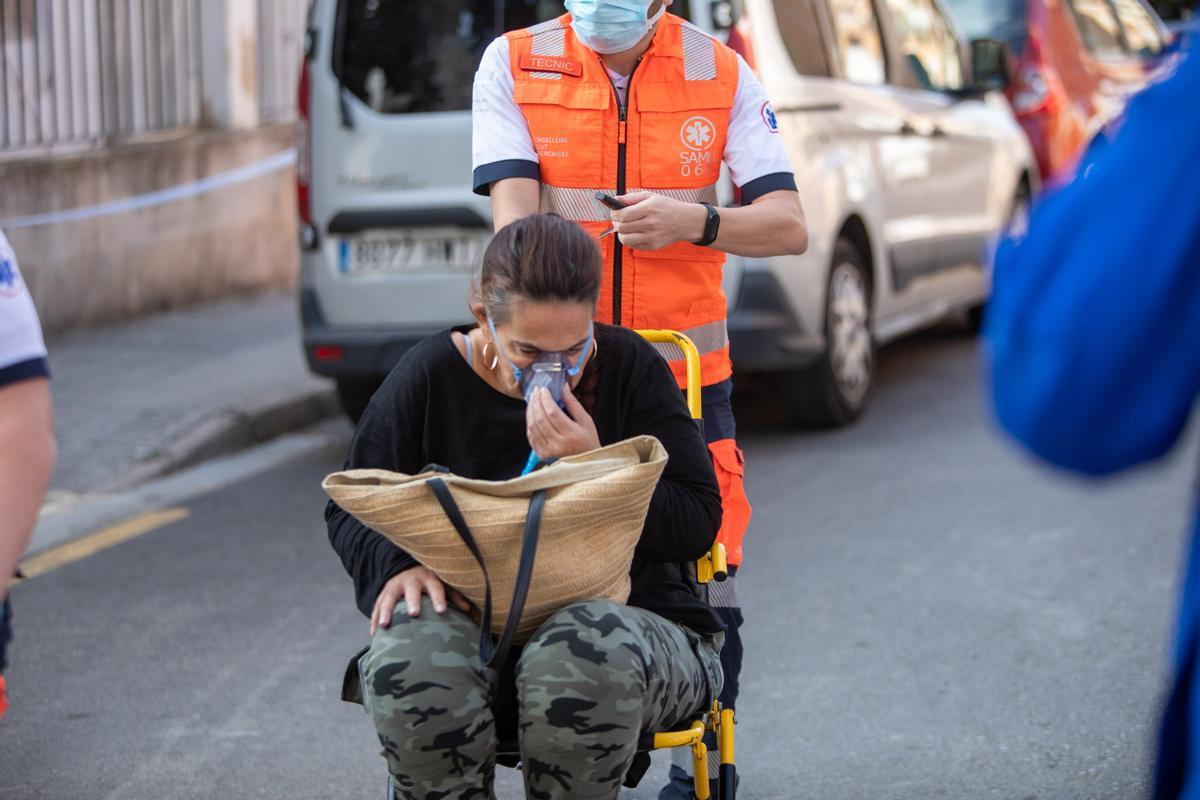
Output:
top-left (298, 0), bottom-right (1035, 424)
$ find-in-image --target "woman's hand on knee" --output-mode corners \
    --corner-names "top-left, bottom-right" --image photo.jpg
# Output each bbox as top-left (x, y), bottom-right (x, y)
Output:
top-left (371, 566), bottom-right (471, 634)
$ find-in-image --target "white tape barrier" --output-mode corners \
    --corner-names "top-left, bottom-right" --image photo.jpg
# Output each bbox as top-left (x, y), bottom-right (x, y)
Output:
top-left (0, 149), bottom-right (298, 229)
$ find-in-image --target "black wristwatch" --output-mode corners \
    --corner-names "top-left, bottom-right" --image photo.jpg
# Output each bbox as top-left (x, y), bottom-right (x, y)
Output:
top-left (695, 202), bottom-right (721, 247)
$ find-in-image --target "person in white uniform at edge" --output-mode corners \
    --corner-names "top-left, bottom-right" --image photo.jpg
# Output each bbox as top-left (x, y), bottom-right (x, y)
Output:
top-left (472, 2), bottom-right (807, 796)
top-left (0, 229), bottom-right (57, 719)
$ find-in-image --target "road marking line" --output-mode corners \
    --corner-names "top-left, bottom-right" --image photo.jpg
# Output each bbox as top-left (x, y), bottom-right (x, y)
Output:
top-left (16, 507), bottom-right (190, 581)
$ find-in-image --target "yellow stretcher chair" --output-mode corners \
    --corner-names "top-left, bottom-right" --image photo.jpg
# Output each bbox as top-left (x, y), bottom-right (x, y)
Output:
top-left (636, 329), bottom-right (736, 800)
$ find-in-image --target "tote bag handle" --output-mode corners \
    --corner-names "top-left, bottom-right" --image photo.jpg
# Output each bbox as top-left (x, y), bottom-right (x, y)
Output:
top-left (426, 478), bottom-right (547, 681)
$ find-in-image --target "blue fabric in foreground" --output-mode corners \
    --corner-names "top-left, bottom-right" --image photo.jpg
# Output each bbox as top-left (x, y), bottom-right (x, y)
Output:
top-left (985, 39), bottom-right (1200, 799)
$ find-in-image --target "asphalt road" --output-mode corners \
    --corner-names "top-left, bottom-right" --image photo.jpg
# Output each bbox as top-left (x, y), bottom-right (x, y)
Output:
top-left (3, 328), bottom-right (1196, 799)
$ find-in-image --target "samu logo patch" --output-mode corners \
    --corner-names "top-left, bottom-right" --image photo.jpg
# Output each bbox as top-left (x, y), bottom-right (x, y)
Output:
top-left (0, 255), bottom-right (22, 298)
top-left (680, 116), bottom-right (716, 151)
top-left (761, 101), bottom-right (780, 133)
top-left (679, 116), bottom-right (717, 178)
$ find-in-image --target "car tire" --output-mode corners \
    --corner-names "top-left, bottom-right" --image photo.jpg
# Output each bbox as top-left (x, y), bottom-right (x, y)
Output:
top-left (780, 237), bottom-right (874, 428)
top-left (336, 377), bottom-right (381, 425)
top-left (967, 182), bottom-right (1032, 334)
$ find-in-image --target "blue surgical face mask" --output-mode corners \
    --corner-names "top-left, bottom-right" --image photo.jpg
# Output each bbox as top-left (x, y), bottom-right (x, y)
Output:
top-left (488, 318), bottom-right (595, 406)
top-left (564, 0), bottom-right (666, 55)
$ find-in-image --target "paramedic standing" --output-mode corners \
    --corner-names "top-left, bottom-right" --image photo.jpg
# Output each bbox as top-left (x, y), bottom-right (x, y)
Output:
top-left (472, 1), bottom-right (807, 794)
top-left (0, 229), bottom-right (56, 719)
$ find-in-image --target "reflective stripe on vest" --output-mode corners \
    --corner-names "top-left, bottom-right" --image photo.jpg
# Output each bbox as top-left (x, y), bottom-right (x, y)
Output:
top-left (644, 318), bottom-right (729, 361)
top-left (680, 23), bottom-right (718, 80)
top-left (508, 15), bottom-right (739, 386)
top-left (540, 185), bottom-right (719, 222)
top-left (528, 19), bottom-right (567, 80)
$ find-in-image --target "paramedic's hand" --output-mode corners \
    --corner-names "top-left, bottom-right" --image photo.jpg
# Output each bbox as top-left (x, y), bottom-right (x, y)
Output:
top-left (371, 566), bottom-right (471, 634)
top-left (527, 386), bottom-right (601, 461)
top-left (611, 192), bottom-right (708, 251)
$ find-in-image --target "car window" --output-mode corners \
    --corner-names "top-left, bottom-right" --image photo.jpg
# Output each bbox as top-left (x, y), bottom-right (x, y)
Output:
top-left (828, 0), bottom-right (888, 84)
top-left (1109, 0), bottom-right (1166, 56)
top-left (1067, 0), bottom-right (1128, 57)
top-left (884, 0), bottom-right (965, 92)
top-left (334, 0), bottom-right (561, 114)
top-left (771, 0), bottom-right (834, 77)
top-left (939, 0), bottom-right (1029, 56)
top-left (1147, 0), bottom-right (1192, 19)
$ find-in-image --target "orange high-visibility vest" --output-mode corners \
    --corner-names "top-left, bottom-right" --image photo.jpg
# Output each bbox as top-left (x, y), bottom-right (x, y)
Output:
top-left (506, 13), bottom-right (739, 387)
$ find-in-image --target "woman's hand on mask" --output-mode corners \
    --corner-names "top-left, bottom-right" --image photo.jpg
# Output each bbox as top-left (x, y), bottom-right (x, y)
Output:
top-left (371, 565), bottom-right (471, 635)
top-left (526, 385), bottom-right (601, 460)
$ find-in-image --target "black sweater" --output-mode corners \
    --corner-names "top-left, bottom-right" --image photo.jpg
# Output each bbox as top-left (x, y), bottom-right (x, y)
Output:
top-left (325, 324), bottom-right (725, 634)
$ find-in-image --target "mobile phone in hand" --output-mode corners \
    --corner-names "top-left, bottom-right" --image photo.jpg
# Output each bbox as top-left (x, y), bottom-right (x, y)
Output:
top-left (595, 192), bottom-right (627, 210)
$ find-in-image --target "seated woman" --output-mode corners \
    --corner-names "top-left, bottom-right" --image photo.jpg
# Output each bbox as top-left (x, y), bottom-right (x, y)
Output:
top-left (326, 214), bottom-right (724, 800)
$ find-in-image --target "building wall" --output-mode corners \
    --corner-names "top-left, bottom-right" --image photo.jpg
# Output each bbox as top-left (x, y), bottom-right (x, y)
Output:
top-left (1, 127), bottom-right (298, 334)
top-left (0, 0), bottom-right (307, 334)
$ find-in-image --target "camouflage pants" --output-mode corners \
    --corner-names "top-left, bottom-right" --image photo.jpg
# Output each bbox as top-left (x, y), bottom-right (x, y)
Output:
top-left (360, 597), bottom-right (723, 800)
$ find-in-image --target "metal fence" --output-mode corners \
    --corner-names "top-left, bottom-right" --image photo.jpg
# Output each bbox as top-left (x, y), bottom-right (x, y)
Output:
top-left (0, 0), bottom-right (307, 156)
top-left (256, 0), bottom-right (308, 123)
top-left (0, 0), bottom-right (205, 155)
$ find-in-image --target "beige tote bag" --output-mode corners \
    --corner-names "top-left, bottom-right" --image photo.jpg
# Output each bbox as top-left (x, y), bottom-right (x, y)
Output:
top-left (323, 436), bottom-right (668, 648)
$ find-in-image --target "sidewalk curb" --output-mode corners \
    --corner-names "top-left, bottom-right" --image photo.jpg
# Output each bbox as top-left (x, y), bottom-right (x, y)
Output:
top-left (106, 386), bottom-right (342, 492)
top-left (29, 428), bottom-right (340, 558)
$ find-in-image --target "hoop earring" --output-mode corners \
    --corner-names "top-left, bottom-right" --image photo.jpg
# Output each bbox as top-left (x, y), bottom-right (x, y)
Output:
top-left (482, 341), bottom-right (499, 371)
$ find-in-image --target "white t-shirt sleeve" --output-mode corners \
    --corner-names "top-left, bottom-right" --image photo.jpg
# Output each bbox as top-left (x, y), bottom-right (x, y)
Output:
top-left (0, 230), bottom-right (50, 386)
top-left (724, 55), bottom-right (798, 202)
top-left (471, 36), bottom-right (540, 195)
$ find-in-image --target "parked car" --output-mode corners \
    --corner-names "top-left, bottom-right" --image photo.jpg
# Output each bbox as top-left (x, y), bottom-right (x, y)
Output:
top-left (1148, 0), bottom-right (1196, 26)
top-left (298, 0), bottom-right (1035, 427)
top-left (939, 0), bottom-right (1171, 182)
top-left (297, 0), bottom-right (565, 421)
top-left (716, 0), bottom-right (1036, 424)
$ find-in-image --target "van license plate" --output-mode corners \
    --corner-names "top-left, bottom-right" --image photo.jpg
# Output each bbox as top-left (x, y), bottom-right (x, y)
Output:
top-left (338, 233), bottom-right (485, 275)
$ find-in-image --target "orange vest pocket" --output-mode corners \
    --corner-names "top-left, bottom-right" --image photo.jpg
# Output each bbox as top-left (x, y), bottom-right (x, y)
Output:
top-left (513, 82), bottom-right (611, 185)
top-left (513, 80), bottom-right (611, 110)
top-left (631, 239), bottom-right (725, 263)
top-left (633, 82), bottom-right (733, 189)
top-left (709, 439), bottom-right (750, 566)
top-left (686, 295), bottom-right (729, 321)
